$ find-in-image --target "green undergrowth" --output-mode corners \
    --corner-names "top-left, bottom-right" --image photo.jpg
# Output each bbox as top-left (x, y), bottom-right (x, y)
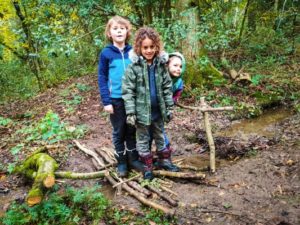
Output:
top-left (182, 55), bottom-right (300, 119)
top-left (0, 185), bottom-right (176, 225)
top-left (4, 110), bottom-right (87, 173)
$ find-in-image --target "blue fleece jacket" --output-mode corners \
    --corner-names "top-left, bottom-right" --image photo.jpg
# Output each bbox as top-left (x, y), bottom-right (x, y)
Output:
top-left (98, 44), bottom-right (132, 106)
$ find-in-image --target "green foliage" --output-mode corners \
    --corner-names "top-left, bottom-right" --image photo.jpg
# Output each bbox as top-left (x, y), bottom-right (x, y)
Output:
top-left (140, 178), bottom-right (160, 188)
top-left (0, 61), bottom-right (39, 102)
top-left (0, 185), bottom-right (109, 225)
top-left (108, 207), bottom-right (176, 225)
top-left (10, 143), bottom-right (24, 155)
top-left (0, 116), bottom-right (13, 126)
top-left (251, 74), bottom-right (264, 86)
top-left (18, 110), bottom-right (87, 144)
top-left (246, 149), bottom-right (258, 157)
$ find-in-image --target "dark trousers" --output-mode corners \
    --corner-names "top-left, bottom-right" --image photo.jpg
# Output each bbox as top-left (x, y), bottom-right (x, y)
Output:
top-left (110, 98), bottom-right (136, 156)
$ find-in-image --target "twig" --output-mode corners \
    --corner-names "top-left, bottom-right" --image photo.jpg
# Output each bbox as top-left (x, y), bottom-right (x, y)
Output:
top-left (128, 181), bottom-right (152, 197)
top-left (153, 170), bottom-right (206, 179)
top-left (112, 174), bottom-right (141, 188)
top-left (146, 185), bottom-right (178, 207)
top-left (160, 185), bottom-right (178, 197)
top-left (176, 102), bottom-right (233, 112)
top-left (106, 173), bottom-right (175, 216)
top-left (55, 170), bottom-right (108, 179)
top-left (96, 148), bottom-right (116, 164)
top-left (73, 140), bottom-right (105, 167)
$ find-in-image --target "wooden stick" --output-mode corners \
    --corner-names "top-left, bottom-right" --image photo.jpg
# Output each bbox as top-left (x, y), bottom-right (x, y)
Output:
top-left (73, 140), bottom-right (105, 167)
top-left (55, 170), bottom-right (108, 179)
top-left (160, 186), bottom-right (178, 197)
top-left (127, 181), bottom-right (152, 197)
top-left (176, 102), bottom-right (233, 112)
top-left (176, 164), bottom-right (209, 172)
top-left (153, 170), bottom-right (206, 179)
top-left (112, 174), bottom-right (141, 188)
top-left (95, 148), bottom-right (116, 164)
top-left (146, 185), bottom-right (178, 207)
top-left (106, 174), bottom-right (174, 216)
top-left (200, 97), bottom-right (216, 173)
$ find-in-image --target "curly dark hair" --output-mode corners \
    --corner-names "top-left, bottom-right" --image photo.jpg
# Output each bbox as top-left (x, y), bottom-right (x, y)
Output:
top-left (133, 27), bottom-right (163, 56)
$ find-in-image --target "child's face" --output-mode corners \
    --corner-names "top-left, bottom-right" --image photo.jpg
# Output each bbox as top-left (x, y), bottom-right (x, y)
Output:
top-left (141, 37), bottom-right (156, 64)
top-left (109, 22), bottom-right (127, 46)
top-left (168, 57), bottom-right (182, 77)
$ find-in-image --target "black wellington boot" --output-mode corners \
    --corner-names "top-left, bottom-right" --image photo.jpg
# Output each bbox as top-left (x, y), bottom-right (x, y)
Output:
top-left (127, 150), bottom-right (144, 172)
top-left (140, 153), bottom-right (154, 180)
top-left (116, 153), bottom-right (128, 178)
top-left (157, 148), bottom-right (180, 172)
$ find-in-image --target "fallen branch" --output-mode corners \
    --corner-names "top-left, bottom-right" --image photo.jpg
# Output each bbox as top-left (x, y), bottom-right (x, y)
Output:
top-left (14, 153), bottom-right (58, 206)
top-left (176, 102), bottom-right (233, 112)
top-left (127, 181), bottom-right (152, 197)
top-left (73, 140), bottom-right (105, 167)
top-left (54, 170), bottom-right (108, 179)
top-left (112, 174), bottom-right (141, 188)
top-left (106, 173), bottom-right (175, 216)
top-left (176, 164), bottom-right (209, 172)
top-left (146, 185), bottom-right (178, 207)
top-left (153, 170), bottom-right (206, 179)
top-left (95, 148), bottom-right (116, 164)
top-left (160, 186), bottom-right (178, 197)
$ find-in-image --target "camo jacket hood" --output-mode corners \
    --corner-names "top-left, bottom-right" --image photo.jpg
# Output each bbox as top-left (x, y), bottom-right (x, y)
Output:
top-left (122, 51), bottom-right (174, 126)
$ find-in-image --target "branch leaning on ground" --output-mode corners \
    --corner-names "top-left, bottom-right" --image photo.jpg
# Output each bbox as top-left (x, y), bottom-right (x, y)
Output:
top-left (176, 102), bottom-right (234, 112)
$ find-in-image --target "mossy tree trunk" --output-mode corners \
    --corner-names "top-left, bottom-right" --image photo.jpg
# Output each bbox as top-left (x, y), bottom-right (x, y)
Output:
top-left (14, 153), bottom-right (58, 206)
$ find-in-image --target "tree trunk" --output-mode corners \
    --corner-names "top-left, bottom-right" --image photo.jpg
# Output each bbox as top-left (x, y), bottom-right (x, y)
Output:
top-left (239, 0), bottom-right (251, 43)
top-left (175, 0), bottom-right (201, 59)
top-left (12, 0), bottom-right (43, 90)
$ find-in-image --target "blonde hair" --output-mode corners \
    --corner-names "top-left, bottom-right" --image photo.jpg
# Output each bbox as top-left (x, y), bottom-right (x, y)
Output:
top-left (105, 16), bottom-right (132, 43)
top-left (133, 27), bottom-right (163, 56)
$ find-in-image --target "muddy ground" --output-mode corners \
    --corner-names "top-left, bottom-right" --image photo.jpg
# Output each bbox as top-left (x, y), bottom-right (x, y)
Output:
top-left (0, 75), bottom-right (299, 225)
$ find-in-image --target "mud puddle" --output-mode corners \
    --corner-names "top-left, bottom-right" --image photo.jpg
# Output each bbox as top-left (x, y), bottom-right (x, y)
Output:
top-left (218, 107), bottom-right (293, 139)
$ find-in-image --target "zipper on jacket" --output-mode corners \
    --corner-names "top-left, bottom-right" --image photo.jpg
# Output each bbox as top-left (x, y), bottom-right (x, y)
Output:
top-left (119, 49), bottom-right (126, 71)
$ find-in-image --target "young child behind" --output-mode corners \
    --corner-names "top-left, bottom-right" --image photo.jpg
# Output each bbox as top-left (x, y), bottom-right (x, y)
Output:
top-left (98, 16), bottom-right (143, 177)
top-left (160, 52), bottom-right (186, 150)
top-left (168, 52), bottom-right (185, 104)
top-left (122, 27), bottom-right (178, 180)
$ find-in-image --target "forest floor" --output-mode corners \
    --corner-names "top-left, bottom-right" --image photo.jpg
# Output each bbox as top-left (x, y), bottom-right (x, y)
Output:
top-left (0, 75), bottom-right (299, 225)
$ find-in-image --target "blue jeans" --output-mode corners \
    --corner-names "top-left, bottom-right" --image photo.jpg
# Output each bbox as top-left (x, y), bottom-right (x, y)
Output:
top-left (110, 98), bottom-right (136, 156)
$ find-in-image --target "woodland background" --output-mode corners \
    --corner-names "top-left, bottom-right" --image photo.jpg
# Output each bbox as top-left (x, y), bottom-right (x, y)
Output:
top-left (0, 0), bottom-right (299, 112)
top-left (0, 1), bottom-right (299, 224)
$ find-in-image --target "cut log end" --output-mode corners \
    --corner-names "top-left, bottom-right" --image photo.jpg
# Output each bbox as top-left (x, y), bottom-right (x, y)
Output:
top-left (43, 175), bottom-right (55, 188)
top-left (27, 196), bottom-right (42, 206)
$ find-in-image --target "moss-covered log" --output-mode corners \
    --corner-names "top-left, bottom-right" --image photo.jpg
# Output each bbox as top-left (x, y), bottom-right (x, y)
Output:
top-left (54, 170), bottom-right (108, 179)
top-left (14, 153), bottom-right (58, 206)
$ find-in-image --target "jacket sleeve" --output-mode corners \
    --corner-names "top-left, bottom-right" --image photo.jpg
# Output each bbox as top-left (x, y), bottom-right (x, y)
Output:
top-left (98, 50), bottom-right (111, 106)
top-left (173, 78), bottom-right (184, 103)
top-left (162, 68), bottom-right (174, 108)
top-left (122, 65), bottom-right (136, 115)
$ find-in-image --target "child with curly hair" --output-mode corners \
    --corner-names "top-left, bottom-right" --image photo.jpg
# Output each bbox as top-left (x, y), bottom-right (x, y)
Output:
top-left (122, 27), bottom-right (179, 180)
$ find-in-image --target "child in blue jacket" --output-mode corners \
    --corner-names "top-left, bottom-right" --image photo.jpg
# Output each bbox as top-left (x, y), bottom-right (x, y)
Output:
top-left (98, 16), bottom-right (143, 177)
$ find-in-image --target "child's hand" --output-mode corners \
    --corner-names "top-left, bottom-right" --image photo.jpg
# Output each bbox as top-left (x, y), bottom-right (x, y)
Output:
top-left (104, 105), bottom-right (114, 114)
top-left (166, 107), bottom-right (173, 123)
top-left (126, 114), bottom-right (136, 126)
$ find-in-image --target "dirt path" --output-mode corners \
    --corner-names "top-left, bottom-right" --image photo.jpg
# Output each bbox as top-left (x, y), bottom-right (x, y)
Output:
top-left (0, 75), bottom-right (299, 224)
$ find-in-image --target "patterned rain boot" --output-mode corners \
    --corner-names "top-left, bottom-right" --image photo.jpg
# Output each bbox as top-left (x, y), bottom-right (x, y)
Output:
top-left (157, 148), bottom-right (180, 172)
top-left (140, 153), bottom-right (154, 180)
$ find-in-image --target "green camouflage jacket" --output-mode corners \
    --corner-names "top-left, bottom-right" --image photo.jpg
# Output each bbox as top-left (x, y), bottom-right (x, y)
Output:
top-left (122, 51), bottom-right (174, 126)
